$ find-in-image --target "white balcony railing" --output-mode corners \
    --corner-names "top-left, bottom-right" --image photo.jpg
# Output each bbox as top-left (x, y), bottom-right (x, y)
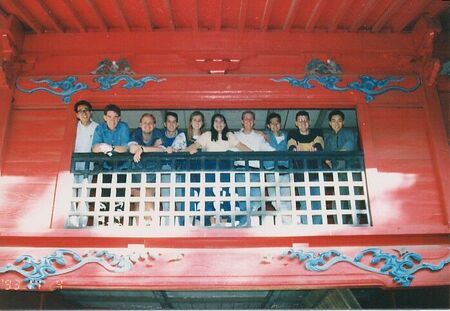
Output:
top-left (67, 151), bottom-right (370, 228)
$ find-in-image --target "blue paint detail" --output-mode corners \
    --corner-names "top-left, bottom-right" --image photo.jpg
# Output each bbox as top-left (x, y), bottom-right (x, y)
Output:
top-left (271, 75), bottom-right (421, 102)
top-left (440, 60), bottom-right (450, 76)
top-left (16, 76), bottom-right (88, 103)
top-left (0, 249), bottom-right (140, 290)
top-left (94, 75), bottom-right (166, 91)
top-left (282, 248), bottom-right (450, 287)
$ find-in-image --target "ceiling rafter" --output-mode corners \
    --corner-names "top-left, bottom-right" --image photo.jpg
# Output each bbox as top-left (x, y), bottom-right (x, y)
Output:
top-left (62, 0), bottom-right (86, 32)
top-left (214, 0), bottom-right (223, 31)
top-left (85, 0), bottom-right (107, 32)
top-left (283, 0), bottom-right (301, 31)
top-left (328, 0), bottom-right (353, 32)
top-left (305, 0), bottom-right (325, 32)
top-left (35, 0), bottom-right (64, 33)
top-left (164, 0), bottom-right (175, 30)
top-left (372, 0), bottom-right (406, 33)
top-left (349, 0), bottom-right (378, 32)
top-left (260, 0), bottom-right (275, 31)
top-left (192, 0), bottom-right (198, 31)
top-left (140, 0), bottom-right (153, 31)
top-left (238, 0), bottom-right (248, 31)
top-left (113, 0), bottom-right (130, 32)
top-left (6, 0), bottom-right (43, 33)
top-left (392, 0), bottom-right (433, 33)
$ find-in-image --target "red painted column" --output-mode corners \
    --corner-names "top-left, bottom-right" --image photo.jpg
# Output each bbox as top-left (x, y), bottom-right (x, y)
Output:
top-left (0, 15), bottom-right (23, 175)
top-left (0, 80), bottom-right (13, 175)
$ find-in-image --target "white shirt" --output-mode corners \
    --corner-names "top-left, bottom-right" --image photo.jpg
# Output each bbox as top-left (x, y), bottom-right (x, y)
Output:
top-left (74, 120), bottom-right (98, 152)
top-left (196, 131), bottom-right (240, 152)
top-left (233, 129), bottom-right (274, 167)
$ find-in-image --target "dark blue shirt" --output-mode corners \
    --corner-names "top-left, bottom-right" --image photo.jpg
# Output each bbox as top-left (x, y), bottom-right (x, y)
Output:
top-left (324, 128), bottom-right (358, 152)
top-left (129, 127), bottom-right (163, 147)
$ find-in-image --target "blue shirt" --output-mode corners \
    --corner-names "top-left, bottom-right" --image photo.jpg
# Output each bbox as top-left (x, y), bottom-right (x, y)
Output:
top-left (130, 127), bottom-right (163, 146)
top-left (92, 121), bottom-right (130, 148)
top-left (265, 130), bottom-right (288, 151)
top-left (92, 121), bottom-right (130, 170)
top-left (160, 130), bottom-right (185, 148)
top-left (324, 128), bottom-right (358, 152)
top-left (264, 130), bottom-right (289, 169)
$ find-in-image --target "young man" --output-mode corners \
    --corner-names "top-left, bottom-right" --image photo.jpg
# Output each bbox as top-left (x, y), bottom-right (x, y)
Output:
top-left (128, 113), bottom-right (163, 225)
top-left (74, 100), bottom-right (98, 153)
top-left (128, 113), bottom-right (163, 163)
top-left (233, 110), bottom-right (274, 168)
top-left (70, 100), bottom-right (98, 228)
top-left (91, 104), bottom-right (130, 225)
top-left (324, 109), bottom-right (358, 169)
top-left (324, 110), bottom-right (357, 152)
top-left (157, 111), bottom-right (186, 153)
top-left (233, 111), bottom-right (274, 225)
top-left (92, 104), bottom-right (130, 155)
top-left (287, 110), bottom-right (324, 152)
top-left (265, 112), bottom-right (288, 169)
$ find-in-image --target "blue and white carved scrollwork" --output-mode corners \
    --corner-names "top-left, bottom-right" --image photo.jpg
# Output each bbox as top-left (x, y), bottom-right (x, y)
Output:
top-left (271, 75), bottom-right (421, 102)
top-left (16, 76), bottom-right (88, 104)
top-left (282, 248), bottom-right (450, 287)
top-left (93, 75), bottom-right (166, 91)
top-left (0, 249), bottom-right (144, 290)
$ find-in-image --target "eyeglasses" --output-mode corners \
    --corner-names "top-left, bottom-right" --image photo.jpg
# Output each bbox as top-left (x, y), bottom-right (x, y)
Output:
top-left (77, 109), bottom-right (90, 113)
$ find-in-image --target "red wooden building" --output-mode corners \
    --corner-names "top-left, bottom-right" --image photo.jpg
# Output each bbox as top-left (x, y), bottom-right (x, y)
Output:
top-left (0, 0), bottom-right (449, 308)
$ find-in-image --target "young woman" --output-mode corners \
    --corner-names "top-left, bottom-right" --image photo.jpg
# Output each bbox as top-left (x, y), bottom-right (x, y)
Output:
top-left (186, 113), bottom-right (251, 153)
top-left (185, 113), bottom-right (251, 226)
top-left (186, 111), bottom-right (205, 146)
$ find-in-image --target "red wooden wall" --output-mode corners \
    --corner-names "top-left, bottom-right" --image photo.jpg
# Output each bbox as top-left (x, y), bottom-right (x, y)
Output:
top-left (0, 15), bottom-right (448, 290)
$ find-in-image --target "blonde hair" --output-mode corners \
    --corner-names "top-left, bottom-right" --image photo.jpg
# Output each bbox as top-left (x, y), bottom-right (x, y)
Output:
top-left (139, 113), bottom-right (156, 124)
top-left (187, 111), bottom-right (205, 142)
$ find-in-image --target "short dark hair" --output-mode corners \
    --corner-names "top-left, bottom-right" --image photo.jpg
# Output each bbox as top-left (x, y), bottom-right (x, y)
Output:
top-left (74, 100), bottom-right (92, 113)
top-left (266, 112), bottom-right (281, 125)
top-left (103, 104), bottom-right (121, 116)
top-left (328, 109), bottom-right (345, 121)
top-left (164, 111), bottom-right (178, 122)
top-left (241, 110), bottom-right (255, 120)
top-left (295, 110), bottom-right (310, 120)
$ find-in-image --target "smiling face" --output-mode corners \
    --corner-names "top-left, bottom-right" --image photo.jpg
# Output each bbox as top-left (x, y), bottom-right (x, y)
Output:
top-left (329, 114), bottom-right (344, 133)
top-left (140, 115), bottom-right (156, 134)
top-left (213, 116), bottom-right (226, 133)
top-left (104, 110), bottom-right (120, 130)
top-left (76, 104), bottom-right (92, 126)
top-left (267, 116), bottom-right (281, 135)
top-left (295, 115), bottom-right (310, 135)
top-left (164, 115), bottom-right (178, 134)
top-left (241, 112), bottom-right (255, 132)
top-left (191, 115), bottom-right (203, 131)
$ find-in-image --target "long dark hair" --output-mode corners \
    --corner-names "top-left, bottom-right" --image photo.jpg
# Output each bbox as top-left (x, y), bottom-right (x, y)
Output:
top-left (210, 113), bottom-right (230, 142)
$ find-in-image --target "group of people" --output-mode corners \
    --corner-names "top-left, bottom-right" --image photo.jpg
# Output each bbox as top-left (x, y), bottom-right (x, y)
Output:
top-left (74, 100), bottom-right (358, 166)
top-left (73, 100), bottom-right (358, 227)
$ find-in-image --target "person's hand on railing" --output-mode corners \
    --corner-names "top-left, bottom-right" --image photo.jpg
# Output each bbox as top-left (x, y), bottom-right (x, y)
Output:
top-left (98, 143), bottom-right (113, 155)
top-left (166, 146), bottom-right (174, 154)
top-left (185, 142), bottom-right (201, 154)
top-left (153, 139), bottom-right (162, 147)
top-left (133, 147), bottom-right (143, 163)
